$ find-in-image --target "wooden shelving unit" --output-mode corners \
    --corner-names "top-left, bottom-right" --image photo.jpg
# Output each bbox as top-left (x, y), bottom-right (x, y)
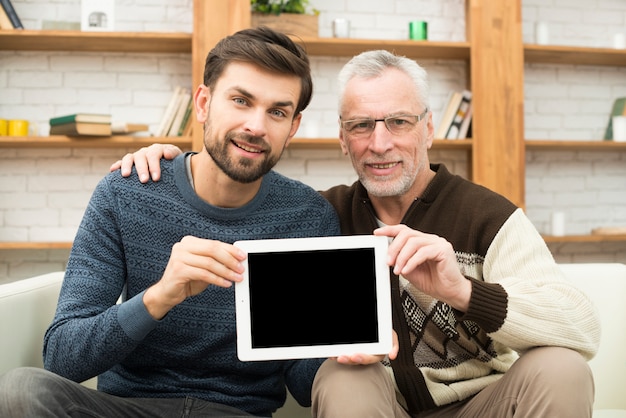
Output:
top-left (2, 0), bottom-right (625, 251)
top-left (524, 43), bottom-right (626, 245)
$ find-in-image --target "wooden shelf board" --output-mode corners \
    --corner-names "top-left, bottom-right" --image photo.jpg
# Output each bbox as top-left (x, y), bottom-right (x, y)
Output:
top-left (0, 30), bottom-right (192, 53)
top-left (0, 136), bottom-right (472, 150)
top-left (525, 44), bottom-right (626, 66)
top-left (543, 234), bottom-right (626, 243)
top-left (290, 138), bottom-right (471, 149)
top-left (0, 31), bottom-right (469, 58)
top-left (0, 135), bottom-right (193, 148)
top-left (4, 232), bottom-right (624, 250)
top-left (526, 140), bottom-right (626, 150)
top-left (0, 242), bottom-right (73, 250)
top-left (295, 37), bottom-right (470, 60)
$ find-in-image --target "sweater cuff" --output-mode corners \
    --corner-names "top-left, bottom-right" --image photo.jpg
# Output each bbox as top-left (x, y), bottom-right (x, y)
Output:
top-left (461, 278), bottom-right (508, 333)
top-left (117, 290), bottom-right (160, 341)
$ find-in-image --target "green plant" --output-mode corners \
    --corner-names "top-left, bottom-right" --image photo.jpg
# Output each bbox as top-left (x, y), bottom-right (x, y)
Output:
top-left (251, 0), bottom-right (319, 15)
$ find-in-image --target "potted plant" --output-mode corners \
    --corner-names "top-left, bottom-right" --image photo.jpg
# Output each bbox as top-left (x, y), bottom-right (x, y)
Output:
top-left (250, 0), bottom-right (319, 38)
top-left (251, 0), bottom-right (318, 15)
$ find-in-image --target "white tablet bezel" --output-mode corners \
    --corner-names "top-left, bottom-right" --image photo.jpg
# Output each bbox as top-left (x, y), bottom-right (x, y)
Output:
top-left (234, 235), bottom-right (392, 361)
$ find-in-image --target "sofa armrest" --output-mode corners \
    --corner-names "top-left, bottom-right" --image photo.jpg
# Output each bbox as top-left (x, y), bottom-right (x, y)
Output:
top-left (0, 271), bottom-right (64, 375)
top-left (559, 263), bottom-right (626, 412)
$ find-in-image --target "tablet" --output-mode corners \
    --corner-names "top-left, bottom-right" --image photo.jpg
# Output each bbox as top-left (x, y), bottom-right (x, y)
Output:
top-left (234, 235), bottom-right (392, 361)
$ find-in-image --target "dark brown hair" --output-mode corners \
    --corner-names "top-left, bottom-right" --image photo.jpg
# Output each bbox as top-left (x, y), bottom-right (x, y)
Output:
top-left (204, 26), bottom-right (312, 116)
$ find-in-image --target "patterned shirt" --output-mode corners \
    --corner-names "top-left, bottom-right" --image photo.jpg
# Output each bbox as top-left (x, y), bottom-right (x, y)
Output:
top-left (44, 153), bottom-right (341, 417)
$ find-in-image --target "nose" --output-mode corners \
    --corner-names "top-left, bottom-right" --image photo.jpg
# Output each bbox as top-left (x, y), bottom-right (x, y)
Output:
top-left (368, 121), bottom-right (394, 153)
top-left (242, 109), bottom-right (268, 137)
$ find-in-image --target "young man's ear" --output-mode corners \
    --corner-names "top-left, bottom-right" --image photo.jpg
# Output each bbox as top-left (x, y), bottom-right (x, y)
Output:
top-left (194, 84), bottom-right (210, 123)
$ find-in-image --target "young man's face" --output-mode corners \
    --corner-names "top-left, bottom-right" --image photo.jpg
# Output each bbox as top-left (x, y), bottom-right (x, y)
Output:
top-left (197, 61), bottom-right (302, 183)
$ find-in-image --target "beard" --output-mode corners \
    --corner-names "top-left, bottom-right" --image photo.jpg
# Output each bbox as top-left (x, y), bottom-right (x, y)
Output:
top-left (204, 125), bottom-right (284, 184)
top-left (351, 153), bottom-right (422, 198)
top-left (358, 170), bottom-right (415, 197)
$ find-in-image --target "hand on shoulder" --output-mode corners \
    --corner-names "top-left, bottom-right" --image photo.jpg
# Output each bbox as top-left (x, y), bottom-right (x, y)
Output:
top-left (110, 143), bottom-right (183, 183)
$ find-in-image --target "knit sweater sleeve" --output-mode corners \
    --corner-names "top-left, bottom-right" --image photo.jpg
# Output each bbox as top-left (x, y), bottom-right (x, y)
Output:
top-left (481, 209), bottom-right (600, 359)
top-left (43, 174), bottom-right (159, 382)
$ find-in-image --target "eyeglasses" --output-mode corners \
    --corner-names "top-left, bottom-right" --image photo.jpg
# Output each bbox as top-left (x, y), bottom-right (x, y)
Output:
top-left (340, 109), bottom-right (429, 139)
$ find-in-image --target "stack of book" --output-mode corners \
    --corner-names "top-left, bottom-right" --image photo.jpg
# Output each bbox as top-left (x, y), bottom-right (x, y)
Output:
top-left (156, 86), bottom-right (193, 137)
top-left (49, 113), bottom-right (112, 136)
top-left (435, 89), bottom-right (472, 140)
top-left (0, 0), bottom-right (23, 29)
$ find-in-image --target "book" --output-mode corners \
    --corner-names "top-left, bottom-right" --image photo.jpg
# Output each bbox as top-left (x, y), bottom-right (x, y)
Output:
top-left (176, 98), bottom-right (194, 136)
top-left (156, 86), bottom-right (183, 137)
top-left (603, 97), bottom-right (626, 140)
top-left (49, 122), bottom-right (112, 136)
top-left (445, 89), bottom-right (472, 139)
top-left (435, 91), bottom-right (463, 139)
top-left (457, 103), bottom-right (472, 139)
top-left (0, 3), bottom-right (13, 29)
top-left (182, 116), bottom-right (194, 137)
top-left (50, 113), bottom-right (111, 126)
top-left (0, 0), bottom-right (23, 29)
top-left (111, 122), bottom-right (150, 134)
top-left (167, 88), bottom-right (191, 136)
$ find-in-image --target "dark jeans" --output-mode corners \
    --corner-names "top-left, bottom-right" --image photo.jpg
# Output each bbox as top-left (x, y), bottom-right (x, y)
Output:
top-left (0, 367), bottom-right (261, 418)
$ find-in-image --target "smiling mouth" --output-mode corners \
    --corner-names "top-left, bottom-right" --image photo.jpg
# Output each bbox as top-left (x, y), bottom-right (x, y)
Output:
top-left (370, 162), bottom-right (398, 169)
top-left (233, 140), bottom-right (263, 154)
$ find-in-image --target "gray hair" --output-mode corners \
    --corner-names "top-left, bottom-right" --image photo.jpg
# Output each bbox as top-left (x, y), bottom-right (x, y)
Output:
top-left (337, 50), bottom-right (430, 112)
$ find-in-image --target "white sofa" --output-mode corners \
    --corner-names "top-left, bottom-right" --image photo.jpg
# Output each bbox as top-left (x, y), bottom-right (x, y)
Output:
top-left (1, 264), bottom-right (625, 417)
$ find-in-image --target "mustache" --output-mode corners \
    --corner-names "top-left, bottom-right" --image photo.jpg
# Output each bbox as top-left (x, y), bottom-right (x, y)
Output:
top-left (226, 131), bottom-right (266, 146)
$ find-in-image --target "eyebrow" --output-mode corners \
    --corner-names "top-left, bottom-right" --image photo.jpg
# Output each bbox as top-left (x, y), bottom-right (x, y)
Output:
top-left (231, 86), bottom-right (295, 110)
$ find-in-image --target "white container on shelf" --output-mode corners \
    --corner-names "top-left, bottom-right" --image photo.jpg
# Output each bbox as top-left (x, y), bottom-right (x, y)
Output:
top-left (535, 22), bottom-right (549, 45)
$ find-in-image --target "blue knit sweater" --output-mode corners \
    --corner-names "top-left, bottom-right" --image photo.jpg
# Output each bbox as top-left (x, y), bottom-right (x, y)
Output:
top-left (43, 153), bottom-right (341, 416)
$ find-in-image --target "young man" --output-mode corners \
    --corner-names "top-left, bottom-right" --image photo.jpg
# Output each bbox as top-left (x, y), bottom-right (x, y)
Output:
top-left (0, 27), bottom-right (341, 417)
top-left (119, 50), bottom-right (601, 418)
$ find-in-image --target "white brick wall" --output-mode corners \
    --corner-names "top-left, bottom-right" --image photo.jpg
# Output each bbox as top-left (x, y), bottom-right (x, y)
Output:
top-left (1, 0), bottom-right (625, 282)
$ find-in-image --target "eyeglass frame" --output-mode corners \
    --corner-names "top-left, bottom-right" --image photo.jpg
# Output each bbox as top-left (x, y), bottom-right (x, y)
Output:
top-left (340, 108), bottom-right (429, 139)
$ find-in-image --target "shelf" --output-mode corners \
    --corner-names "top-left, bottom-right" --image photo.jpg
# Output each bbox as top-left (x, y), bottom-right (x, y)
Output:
top-left (525, 44), bottom-right (626, 66)
top-left (295, 37), bottom-right (470, 60)
top-left (3, 231), bottom-right (624, 250)
top-left (0, 30), bottom-right (192, 53)
top-left (0, 242), bottom-right (72, 250)
top-left (0, 136), bottom-right (472, 150)
top-left (0, 135), bottom-right (193, 148)
top-left (7, 137), bottom-right (622, 152)
top-left (543, 234), bottom-right (626, 243)
top-left (0, 30), bottom-right (469, 59)
top-left (289, 138), bottom-right (472, 149)
top-left (526, 140), bottom-right (626, 150)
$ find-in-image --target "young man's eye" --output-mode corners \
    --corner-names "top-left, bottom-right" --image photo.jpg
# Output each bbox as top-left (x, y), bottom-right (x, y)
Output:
top-left (270, 109), bottom-right (287, 118)
top-left (233, 97), bottom-right (248, 106)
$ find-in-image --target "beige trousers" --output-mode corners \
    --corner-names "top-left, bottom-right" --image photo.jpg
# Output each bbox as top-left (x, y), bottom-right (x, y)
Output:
top-left (311, 346), bottom-right (594, 418)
